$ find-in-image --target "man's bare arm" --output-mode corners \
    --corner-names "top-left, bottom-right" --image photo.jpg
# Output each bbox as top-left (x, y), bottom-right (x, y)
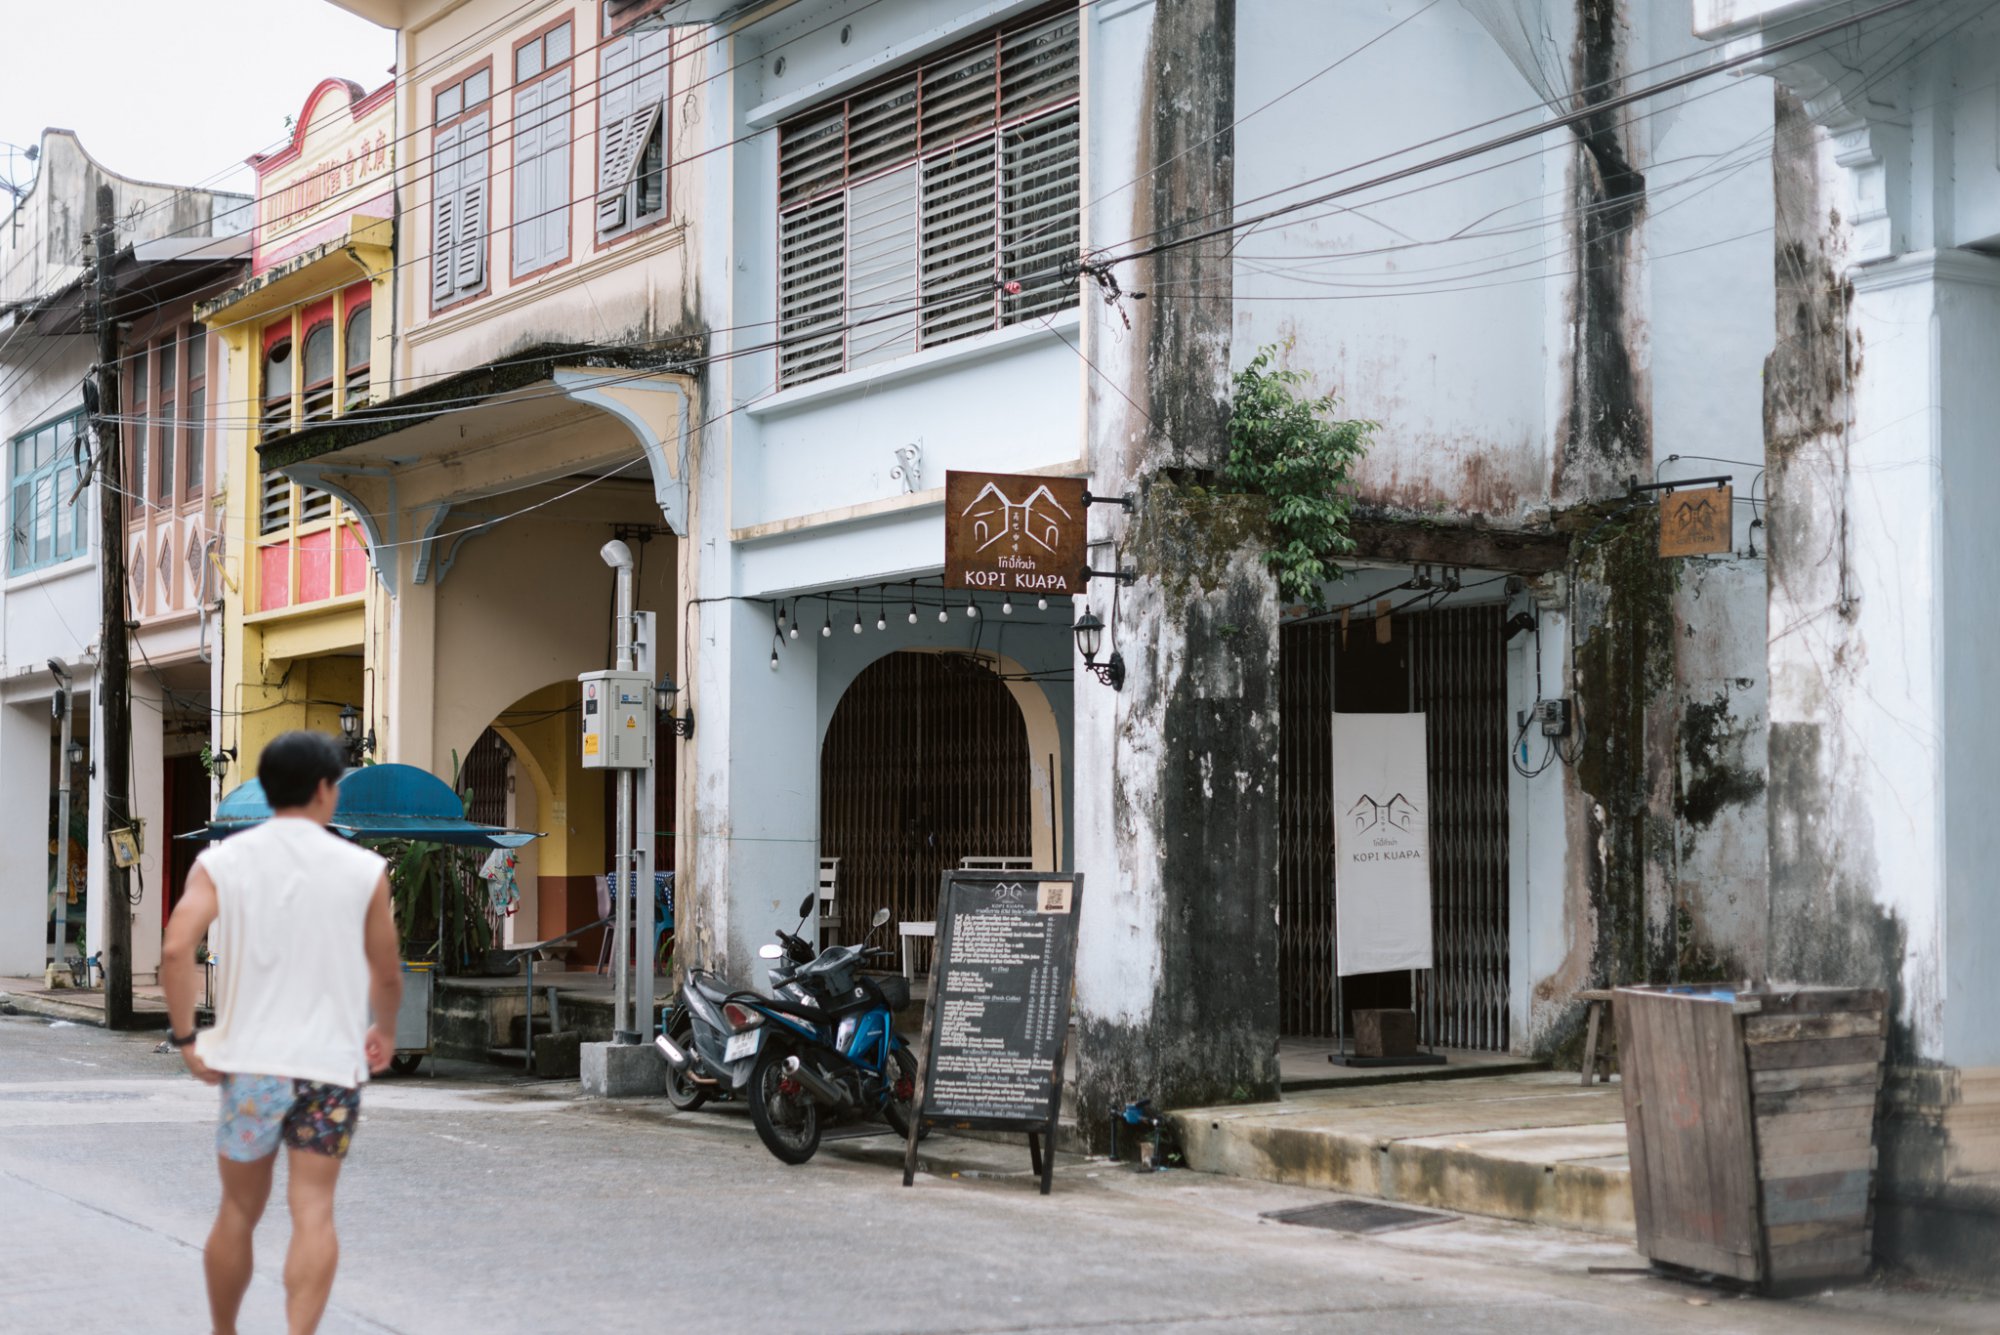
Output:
top-left (161, 864), bottom-right (221, 1082)
top-left (363, 872), bottom-right (402, 1073)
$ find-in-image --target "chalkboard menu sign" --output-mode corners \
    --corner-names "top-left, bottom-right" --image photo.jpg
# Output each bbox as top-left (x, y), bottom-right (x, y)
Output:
top-left (902, 871), bottom-right (1084, 1195)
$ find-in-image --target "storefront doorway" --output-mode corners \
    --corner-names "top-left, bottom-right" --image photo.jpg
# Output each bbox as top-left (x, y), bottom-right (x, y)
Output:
top-left (818, 650), bottom-right (1038, 964)
top-left (1279, 602), bottom-right (1512, 1049)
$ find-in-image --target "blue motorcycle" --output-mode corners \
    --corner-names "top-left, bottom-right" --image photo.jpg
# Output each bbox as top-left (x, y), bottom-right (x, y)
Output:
top-left (657, 904), bottom-right (918, 1165)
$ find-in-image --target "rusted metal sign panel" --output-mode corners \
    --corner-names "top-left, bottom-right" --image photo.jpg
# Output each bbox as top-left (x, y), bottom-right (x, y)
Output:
top-left (1659, 485), bottom-right (1733, 557)
top-left (943, 470), bottom-right (1088, 596)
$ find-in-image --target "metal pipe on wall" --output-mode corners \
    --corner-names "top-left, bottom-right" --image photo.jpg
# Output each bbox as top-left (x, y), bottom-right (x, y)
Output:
top-left (602, 540), bottom-right (637, 1043)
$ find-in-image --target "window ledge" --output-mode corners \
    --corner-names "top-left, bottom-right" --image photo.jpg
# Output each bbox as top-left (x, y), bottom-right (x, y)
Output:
top-left (5, 553), bottom-right (94, 590)
top-left (242, 592), bottom-right (366, 627)
top-left (745, 309), bottom-right (1080, 421)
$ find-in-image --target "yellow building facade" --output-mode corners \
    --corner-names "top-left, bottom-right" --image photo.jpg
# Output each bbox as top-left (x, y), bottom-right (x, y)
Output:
top-left (198, 79), bottom-right (396, 788)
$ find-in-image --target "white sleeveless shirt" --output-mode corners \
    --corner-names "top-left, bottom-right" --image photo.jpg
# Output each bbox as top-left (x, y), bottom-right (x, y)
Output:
top-left (193, 817), bottom-right (387, 1089)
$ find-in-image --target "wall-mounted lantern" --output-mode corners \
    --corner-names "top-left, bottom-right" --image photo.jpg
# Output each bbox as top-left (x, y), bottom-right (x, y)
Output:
top-left (1073, 612), bottom-right (1125, 691)
top-left (659, 676), bottom-right (696, 739)
top-left (338, 704), bottom-right (375, 765)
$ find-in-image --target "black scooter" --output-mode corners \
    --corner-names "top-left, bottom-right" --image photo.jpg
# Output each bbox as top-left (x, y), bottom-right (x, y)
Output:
top-left (656, 892), bottom-right (821, 1111)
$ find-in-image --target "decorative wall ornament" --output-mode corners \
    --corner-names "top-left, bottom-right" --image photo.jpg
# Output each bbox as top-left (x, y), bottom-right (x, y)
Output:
top-left (890, 442), bottom-right (922, 494)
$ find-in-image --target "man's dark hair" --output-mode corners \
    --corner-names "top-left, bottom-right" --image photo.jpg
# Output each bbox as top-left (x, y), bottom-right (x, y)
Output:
top-left (259, 730), bottom-right (347, 809)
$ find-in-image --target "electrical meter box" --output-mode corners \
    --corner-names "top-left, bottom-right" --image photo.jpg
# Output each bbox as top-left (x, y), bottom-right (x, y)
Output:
top-left (578, 670), bottom-right (653, 769)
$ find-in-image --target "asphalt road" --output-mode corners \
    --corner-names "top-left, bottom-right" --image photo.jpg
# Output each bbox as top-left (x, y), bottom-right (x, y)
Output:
top-left (1, 1011), bottom-right (1993, 1334)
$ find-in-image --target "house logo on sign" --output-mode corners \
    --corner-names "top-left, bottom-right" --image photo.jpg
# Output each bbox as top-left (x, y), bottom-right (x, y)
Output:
top-left (1346, 793), bottom-right (1420, 835)
top-left (962, 481), bottom-right (1073, 558)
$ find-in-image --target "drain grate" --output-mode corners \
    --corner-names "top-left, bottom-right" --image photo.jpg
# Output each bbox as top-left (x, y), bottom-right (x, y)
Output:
top-left (1261, 1199), bottom-right (1457, 1235)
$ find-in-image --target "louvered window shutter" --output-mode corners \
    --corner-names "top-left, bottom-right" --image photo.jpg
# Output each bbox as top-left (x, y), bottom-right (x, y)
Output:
top-left (999, 104), bottom-right (1080, 323)
top-left (454, 112), bottom-right (490, 293)
top-left (538, 68), bottom-right (572, 261)
top-left (771, 11), bottom-right (1079, 387)
top-left (919, 139), bottom-right (998, 347)
top-left (511, 80), bottom-right (546, 275)
top-left (597, 35), bottom-right (637, 232)
top-left (778, 195), bottom-right (846, 385)
top-left (431, 123), bottom-right (462, 304)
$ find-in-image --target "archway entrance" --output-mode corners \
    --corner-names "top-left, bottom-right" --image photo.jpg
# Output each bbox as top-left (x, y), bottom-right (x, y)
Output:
top-left (819, 651), bottom-right (1036, 961)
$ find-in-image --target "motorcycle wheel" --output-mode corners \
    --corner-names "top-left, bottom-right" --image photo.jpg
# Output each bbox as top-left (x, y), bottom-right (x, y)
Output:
top-left (748, 1046), bottom-right (821, 1165)
top-left (879, 1043), bottom-right (927, 1141)
top-left (662, 1012), bottom-right (709, 1112)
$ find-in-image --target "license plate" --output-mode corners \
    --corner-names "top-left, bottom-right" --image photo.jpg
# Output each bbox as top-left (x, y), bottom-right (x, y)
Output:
top-left (724, 1029), bottom-right (762, 1063)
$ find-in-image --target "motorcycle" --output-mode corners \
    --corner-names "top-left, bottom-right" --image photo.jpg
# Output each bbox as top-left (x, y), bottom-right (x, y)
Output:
top-left (654, 892), bottom-right (820, 1114)
top-left (655, 899), bottom-right (921, 1166)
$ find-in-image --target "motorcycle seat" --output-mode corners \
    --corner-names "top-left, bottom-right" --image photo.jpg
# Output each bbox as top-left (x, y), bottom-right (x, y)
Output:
top-left (690, 973), bottom-right (733, 1005)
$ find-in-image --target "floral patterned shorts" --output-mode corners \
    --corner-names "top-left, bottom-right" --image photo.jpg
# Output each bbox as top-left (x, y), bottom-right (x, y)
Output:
top-left (216, 1073), bottom-right (361, 1162)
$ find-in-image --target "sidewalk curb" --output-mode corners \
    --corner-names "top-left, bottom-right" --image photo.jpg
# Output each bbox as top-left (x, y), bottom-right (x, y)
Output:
top-left (0, 992), bottom-right (171, 1030)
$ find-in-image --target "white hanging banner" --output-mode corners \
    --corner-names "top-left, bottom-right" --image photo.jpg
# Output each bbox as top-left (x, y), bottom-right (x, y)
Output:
top-left (1332, 712), bottom-right (1434, 977)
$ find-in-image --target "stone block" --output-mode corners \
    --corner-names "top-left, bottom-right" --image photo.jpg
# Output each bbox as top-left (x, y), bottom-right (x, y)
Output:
top-left (533, 1030), bottom-right (581, 1079)
top-left (1354, 1009), bottom-right (1417, 1059)
top-left (580, 1040), bottom-right (663, 1098)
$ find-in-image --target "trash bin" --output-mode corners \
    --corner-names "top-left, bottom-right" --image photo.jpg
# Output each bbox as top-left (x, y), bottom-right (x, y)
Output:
top-left (1614, 984), bottom-right (1886, 1290)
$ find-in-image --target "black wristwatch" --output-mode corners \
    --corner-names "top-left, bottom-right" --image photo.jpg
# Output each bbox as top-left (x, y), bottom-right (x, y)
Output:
top-left (169, 1029), bottom-right (200, 1049)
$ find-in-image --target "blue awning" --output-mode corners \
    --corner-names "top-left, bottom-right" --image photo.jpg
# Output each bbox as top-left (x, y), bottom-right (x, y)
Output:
top-left (178, 764), bottom-right (541, 849)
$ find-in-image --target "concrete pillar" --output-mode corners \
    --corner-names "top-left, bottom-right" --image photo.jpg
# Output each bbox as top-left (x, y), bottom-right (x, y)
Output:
top-left (1071, 0), bottom-right (1280, 1141)
top-left (387, 545), bottom-right (437, 774)
top-left (1765, 250), bottom-right (2000, 1066)
top-left (688, 596), bottom-right (819, 986)
top-left (0, 699), bottom-right (52, 975)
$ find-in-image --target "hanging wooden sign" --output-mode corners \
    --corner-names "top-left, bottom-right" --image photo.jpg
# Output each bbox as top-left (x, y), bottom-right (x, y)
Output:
top-left (943, 471), bottom-right (1089, 597)
top-left (1659, 485), bottom-right (1732, 557)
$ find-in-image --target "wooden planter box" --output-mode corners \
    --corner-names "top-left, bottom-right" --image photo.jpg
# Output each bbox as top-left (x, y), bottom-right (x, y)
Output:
top-left (1614, 984), bottom-right (1886, 1290)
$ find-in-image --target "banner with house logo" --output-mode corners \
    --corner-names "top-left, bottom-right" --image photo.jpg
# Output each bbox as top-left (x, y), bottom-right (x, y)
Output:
top-left (1331, 712), bottom-right (1434, 976)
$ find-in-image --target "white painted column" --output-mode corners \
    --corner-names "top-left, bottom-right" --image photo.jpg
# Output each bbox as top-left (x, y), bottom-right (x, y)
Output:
top-left (690, 595), bottom-right (819, 985)
top-left (128, 671), bottom-right (166, 981)
top-left (1769, 249), bottom-right (2000, 1066)
top-left (387, 544), bottom-right (437, 775)
top-left (0, 699), bottom-right (52, 975)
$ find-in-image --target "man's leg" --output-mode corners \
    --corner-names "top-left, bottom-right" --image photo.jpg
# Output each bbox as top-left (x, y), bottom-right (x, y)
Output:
top-left (205, 1154), bottom-right (274, 1335)
top-left (283, 1147), bottom-right (343, 1335)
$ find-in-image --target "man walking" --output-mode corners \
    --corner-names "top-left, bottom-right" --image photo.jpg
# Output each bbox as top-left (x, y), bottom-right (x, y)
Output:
top-left (161, 730), bottom-right (402, 1335)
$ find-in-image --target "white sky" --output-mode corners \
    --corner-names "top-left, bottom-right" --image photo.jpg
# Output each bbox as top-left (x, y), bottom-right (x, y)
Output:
top-left (0, 1), bottom-right (395, 200)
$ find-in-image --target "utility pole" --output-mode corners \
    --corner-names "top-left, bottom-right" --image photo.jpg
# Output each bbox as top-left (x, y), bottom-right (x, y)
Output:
top-left (91, 182), bottom-right (135, 1029)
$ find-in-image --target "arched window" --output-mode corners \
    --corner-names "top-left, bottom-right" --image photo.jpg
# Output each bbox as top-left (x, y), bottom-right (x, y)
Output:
top-left (301, 322), bottom-right (337, 424)
top-left (259, 338), bottom-right (292, 442)
top-left (344, 305), bottom-right (371, 411)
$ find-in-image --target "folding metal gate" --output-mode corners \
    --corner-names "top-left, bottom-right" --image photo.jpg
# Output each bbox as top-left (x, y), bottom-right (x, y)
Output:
top-left (819, 651), bottom-right (1033, 955)
top-left (1278, 604), bottom-right (1511, 1048)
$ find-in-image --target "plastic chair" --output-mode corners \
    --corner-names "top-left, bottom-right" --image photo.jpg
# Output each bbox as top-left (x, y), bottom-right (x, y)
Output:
top-left (595, 872), bottom-right (674, 974)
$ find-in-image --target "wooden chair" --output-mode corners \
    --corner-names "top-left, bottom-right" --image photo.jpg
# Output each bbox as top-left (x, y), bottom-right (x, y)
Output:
top-left (817, 857), bottom-right (840, 945)
top-left (1578, 989), bottom-right (1617, 1085)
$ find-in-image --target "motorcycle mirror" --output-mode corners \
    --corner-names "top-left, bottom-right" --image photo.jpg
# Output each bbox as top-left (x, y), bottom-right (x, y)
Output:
top-left (758, 943), bottom-right (783, 960)
top-left (871, 907), bottom-right (891, 928)
top-left (797, 892), bottom-right (816, 921)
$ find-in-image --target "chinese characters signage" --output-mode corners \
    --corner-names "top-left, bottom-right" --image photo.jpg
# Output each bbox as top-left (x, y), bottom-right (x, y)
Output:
top-left (253, 79), bottom-right (396, 271)
top-left (943, 470), bottom-right (1088, 597)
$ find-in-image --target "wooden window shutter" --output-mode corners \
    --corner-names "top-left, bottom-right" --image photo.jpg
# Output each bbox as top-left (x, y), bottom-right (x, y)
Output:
top-left (511, 80), bottom-right (546, 274)
top-left (453, 112), bottom-right (491, 293)
top-left (597, 34), bottom-right (637, 232)
top-left (432, 122), bottom-right (462, 304)
top-left (537, 68), bottom-right (573, 262)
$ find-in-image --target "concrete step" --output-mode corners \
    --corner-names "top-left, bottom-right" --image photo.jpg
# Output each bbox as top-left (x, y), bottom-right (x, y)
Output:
top-left (1166, 1071), bottom-right (1635, 1238)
